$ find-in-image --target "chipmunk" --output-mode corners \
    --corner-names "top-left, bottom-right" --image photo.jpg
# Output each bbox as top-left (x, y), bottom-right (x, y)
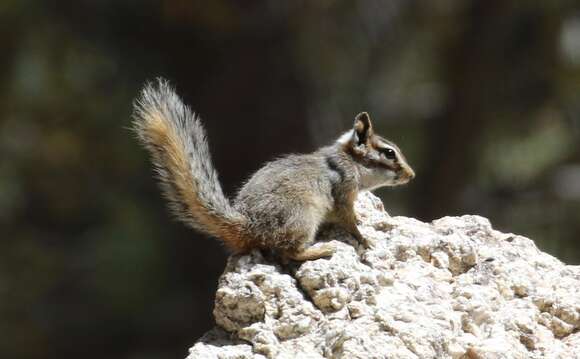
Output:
top-left (133, 79), bottom-right (415, 261)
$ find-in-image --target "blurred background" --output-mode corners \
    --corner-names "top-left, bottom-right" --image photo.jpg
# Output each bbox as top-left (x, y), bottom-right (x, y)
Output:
top-left (1, 1), bottom-right (580, 358)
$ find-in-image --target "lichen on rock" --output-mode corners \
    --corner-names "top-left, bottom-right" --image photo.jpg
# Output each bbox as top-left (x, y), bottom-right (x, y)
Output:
top-left (187, 192), bottom-right (580, 359)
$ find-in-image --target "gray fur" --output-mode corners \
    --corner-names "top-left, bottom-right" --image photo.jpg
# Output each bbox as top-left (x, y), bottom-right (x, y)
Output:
top-left (234, 146), bottom-right (360, 252)
top-left (133, 80), bottom-right (414, 259)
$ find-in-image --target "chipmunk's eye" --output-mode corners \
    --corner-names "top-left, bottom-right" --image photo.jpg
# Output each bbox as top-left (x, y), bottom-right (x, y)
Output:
top-left (382, 148), bottom-right (397, 160)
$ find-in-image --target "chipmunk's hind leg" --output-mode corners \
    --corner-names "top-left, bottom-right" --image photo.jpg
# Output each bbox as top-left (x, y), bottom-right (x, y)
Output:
top-left (276, 203), bottom-right (335, 261)
top-left (282, 223), bottom-right (335, 261)
top-left (284, 242), bottom-right (335, 261)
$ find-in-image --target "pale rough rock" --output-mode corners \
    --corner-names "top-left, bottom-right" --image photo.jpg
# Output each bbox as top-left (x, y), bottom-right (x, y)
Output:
top-left (187, 192), bottom-right (580, 359)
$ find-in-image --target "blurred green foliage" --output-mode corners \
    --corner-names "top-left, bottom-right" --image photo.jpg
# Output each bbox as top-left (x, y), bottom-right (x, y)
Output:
top-left (1, 1), bottom-right (579, 358)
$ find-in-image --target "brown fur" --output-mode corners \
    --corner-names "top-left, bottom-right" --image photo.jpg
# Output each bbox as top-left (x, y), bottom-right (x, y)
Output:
top-left (133, 80), bottom-right (415, 261)
top-left (141, 111), bottom-right (252, 252)
top-left (133, 81), bottom-right (253, 252)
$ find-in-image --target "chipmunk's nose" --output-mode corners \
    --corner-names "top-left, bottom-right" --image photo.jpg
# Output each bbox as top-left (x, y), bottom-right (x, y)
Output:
top-left (402, 165), bottom-right (415, 181)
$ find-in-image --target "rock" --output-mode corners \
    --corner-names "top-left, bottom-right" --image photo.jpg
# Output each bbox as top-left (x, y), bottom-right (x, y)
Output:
top-left (187, 192), bottom-right (580, 359)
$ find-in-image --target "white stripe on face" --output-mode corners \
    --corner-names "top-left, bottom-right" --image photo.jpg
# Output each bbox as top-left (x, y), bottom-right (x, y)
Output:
top-left (336, 131), bottom-right (354, 145)
top-left (375, 140), bottom-right (396, 153)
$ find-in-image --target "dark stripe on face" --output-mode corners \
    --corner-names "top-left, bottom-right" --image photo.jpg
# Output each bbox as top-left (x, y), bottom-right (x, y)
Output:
top-left (377, 160), bottom-right (400, 172)
top-left (345, 145), bottom-right (400, 172)
top-left (325, 155), bottom-right (345, 183)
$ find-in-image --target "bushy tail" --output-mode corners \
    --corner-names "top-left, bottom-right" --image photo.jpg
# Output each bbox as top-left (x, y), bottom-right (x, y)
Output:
top-left (132, 79), bottom-right (251, 252)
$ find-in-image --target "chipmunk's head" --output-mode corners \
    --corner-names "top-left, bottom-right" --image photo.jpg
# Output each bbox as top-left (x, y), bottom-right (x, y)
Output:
top-left (338, 112), bottom-right (415, 190)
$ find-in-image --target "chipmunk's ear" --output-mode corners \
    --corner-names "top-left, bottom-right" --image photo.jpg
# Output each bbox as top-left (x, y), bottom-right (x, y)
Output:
top-left (353, 112), bottom-right (373, 145)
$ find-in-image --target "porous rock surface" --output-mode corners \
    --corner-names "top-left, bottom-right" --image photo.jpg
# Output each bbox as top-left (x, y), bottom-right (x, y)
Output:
top-left (188, 192), bottom-right (580, 359)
